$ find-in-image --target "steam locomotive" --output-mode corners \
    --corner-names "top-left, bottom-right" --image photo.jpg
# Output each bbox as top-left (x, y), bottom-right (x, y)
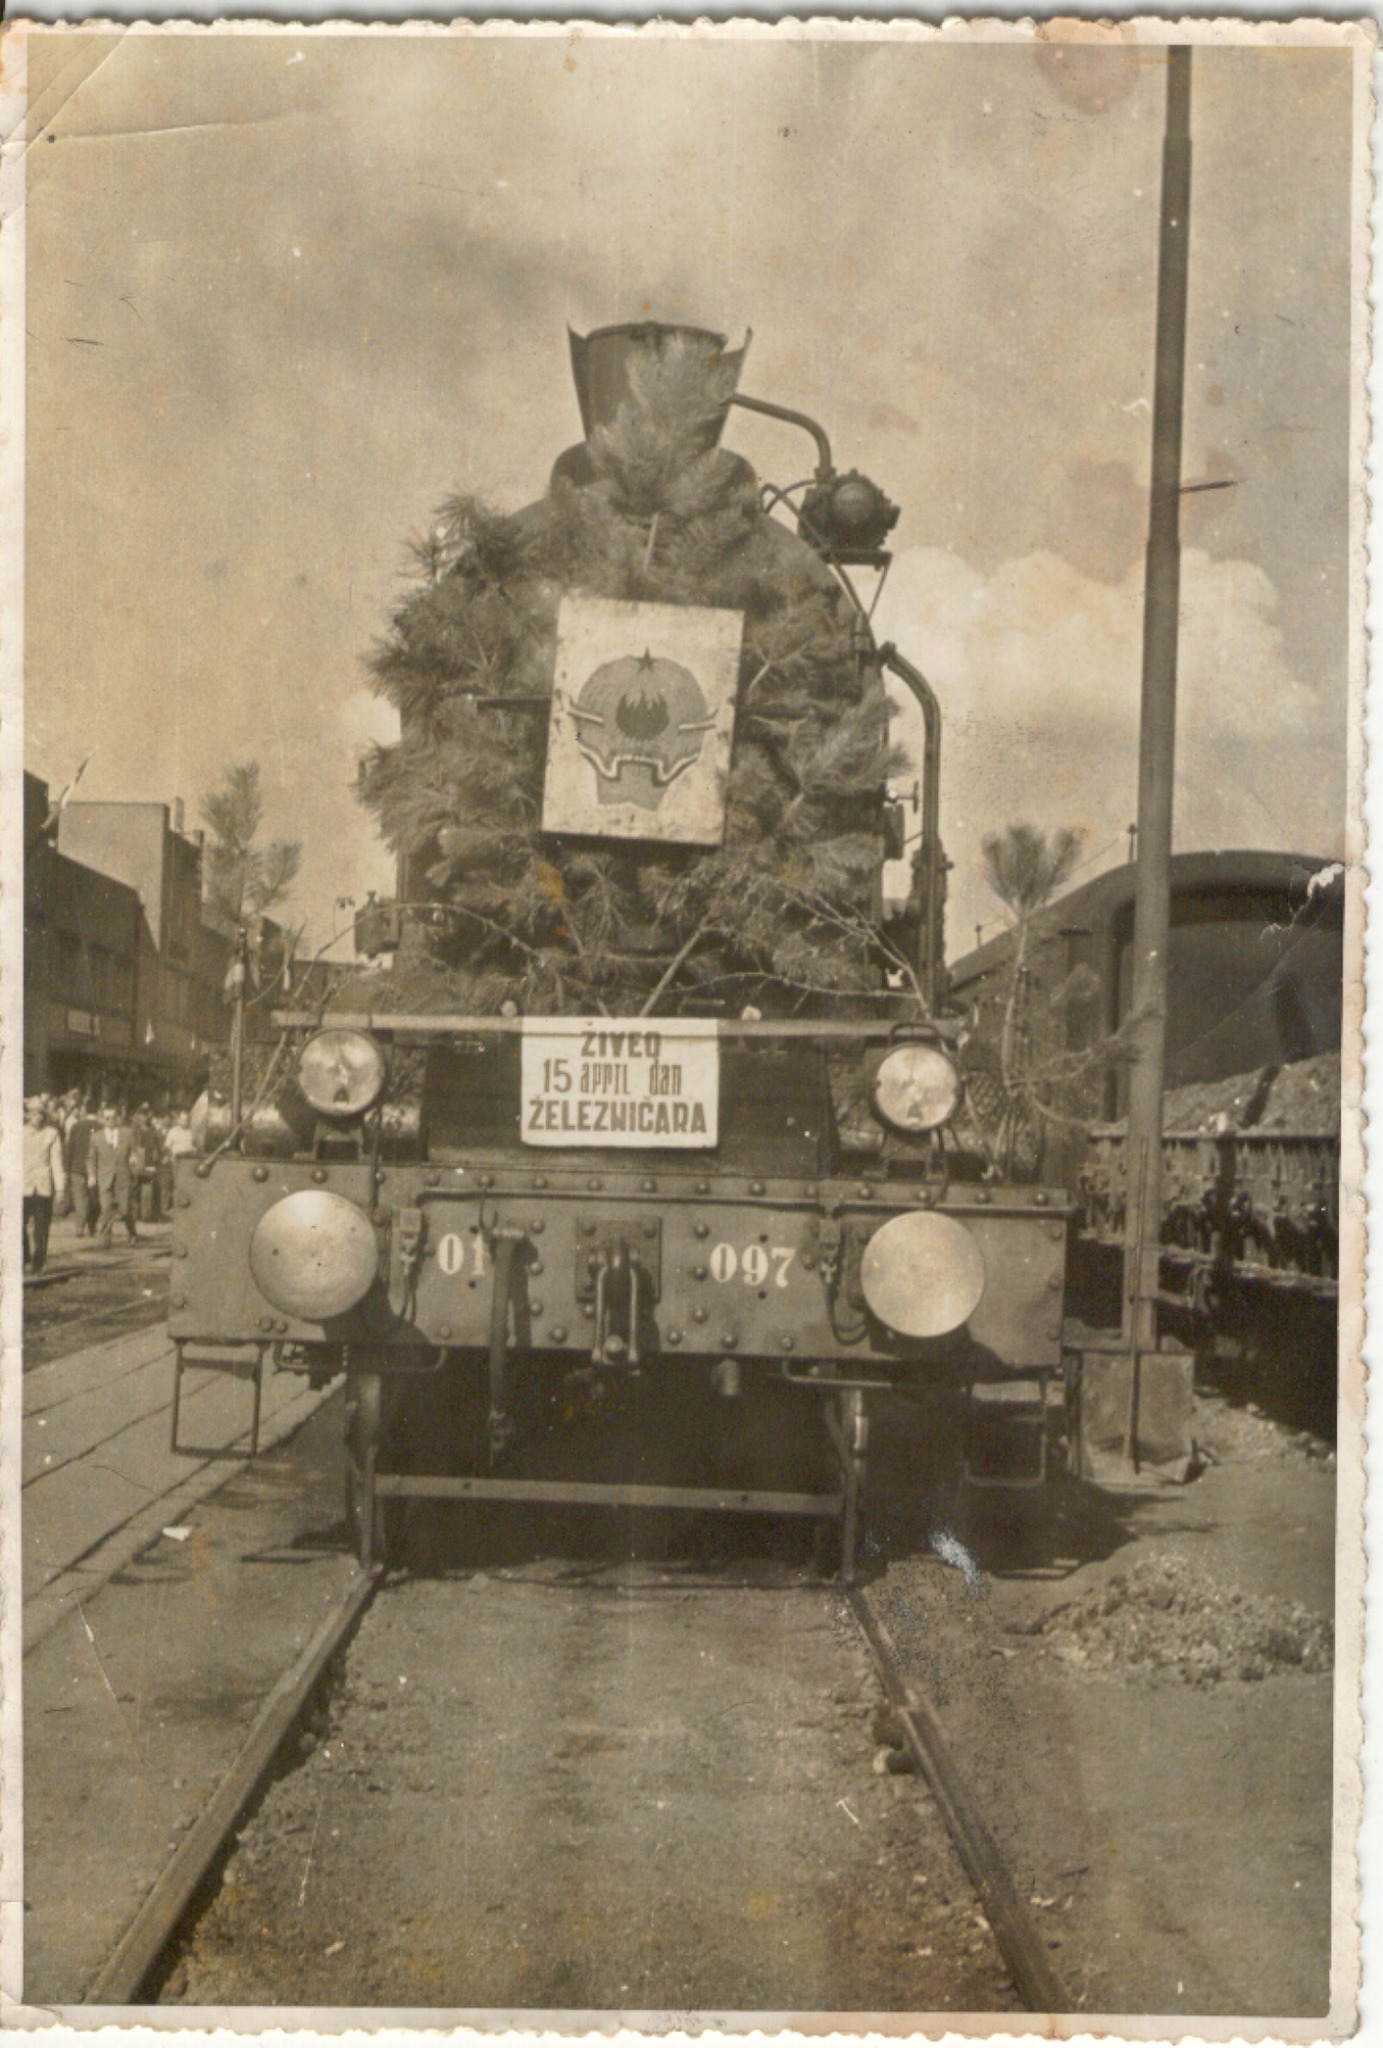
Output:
top-left (172, 324), bottom-right (1074, 1577)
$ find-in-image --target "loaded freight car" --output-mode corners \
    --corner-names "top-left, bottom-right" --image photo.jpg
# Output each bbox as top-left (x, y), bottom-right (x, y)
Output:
top-left (172, 322), bottom-right (1072, 1575)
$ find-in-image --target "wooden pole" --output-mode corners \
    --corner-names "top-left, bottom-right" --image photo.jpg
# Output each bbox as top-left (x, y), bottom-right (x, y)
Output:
top-left (1123, 47), bottom-right (1192, 1358)
top-left (228, 924), bottom-right (248, 1131)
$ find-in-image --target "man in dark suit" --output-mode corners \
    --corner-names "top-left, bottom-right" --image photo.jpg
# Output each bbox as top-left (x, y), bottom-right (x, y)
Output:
top-left (88, 1104), bottom-right (140, 1247)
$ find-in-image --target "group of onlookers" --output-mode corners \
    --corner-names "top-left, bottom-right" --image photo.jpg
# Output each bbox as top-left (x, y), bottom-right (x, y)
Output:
top-left (22, 1092), bottom-right (196, 1275)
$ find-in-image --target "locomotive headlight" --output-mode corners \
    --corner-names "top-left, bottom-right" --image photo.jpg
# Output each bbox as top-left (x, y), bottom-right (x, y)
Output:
top-left (250, 1189), bottom-right (380, 1321)
top-left (859, 1212), bottom-right (986, 1339)
top-left (871, 1043), bottom-right (961, 1134)
top-left (297, 1028), bottom-right (387, 1119)
top-left (799, 469), bottom-right (900, 553)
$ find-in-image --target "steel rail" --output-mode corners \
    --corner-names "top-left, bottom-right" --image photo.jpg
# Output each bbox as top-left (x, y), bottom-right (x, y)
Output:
top-left (84, 1565), bottom-right (381, 2006)
top-left (848, 1587), bottom-right (1070, 2016)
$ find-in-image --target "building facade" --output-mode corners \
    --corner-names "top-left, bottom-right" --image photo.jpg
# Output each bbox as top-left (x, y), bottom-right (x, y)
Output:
top-left (24, 774), bottom-right (143, 1096)
top-left (54, 796), bottom-right (236, 1096)
top-left (24, 777), bottom-right (256, 1101)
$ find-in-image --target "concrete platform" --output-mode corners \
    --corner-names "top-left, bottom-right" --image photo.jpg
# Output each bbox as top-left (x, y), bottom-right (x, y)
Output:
top-left (21, 1270), bottom-right (359, 2006)
top-left (23, 1395), bottom-right (361, 2005)
top-left (24, 1321), bottom-right (339, 1654)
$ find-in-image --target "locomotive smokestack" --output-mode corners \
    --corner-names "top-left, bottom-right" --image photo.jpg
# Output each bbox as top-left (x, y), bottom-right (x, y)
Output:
top-left (567, 322), bottom-right (750, 445)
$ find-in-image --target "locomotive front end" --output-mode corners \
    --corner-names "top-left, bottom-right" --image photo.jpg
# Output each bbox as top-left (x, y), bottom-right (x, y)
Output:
top-left (170, 1011), bottom-right (1071, 1575)
top-left (167, 319), bottom-right (1074, 1576)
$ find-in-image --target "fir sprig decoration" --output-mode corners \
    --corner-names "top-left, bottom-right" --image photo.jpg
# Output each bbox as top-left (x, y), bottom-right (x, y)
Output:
top-left (358, 339), bottom-right (907, 1015)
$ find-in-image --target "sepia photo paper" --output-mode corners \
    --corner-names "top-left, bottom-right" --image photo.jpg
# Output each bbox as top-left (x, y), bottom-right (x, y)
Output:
top-left (0, 15), bottom-right (1371, 2042)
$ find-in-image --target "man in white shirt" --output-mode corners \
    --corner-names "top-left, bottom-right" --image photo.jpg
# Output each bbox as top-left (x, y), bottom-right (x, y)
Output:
top-left (165, 1111), bottom-right (196, 1163)
top-left (161, 1110), bottom-right (195, 1212)
top-left (23, 1098), bottom-right (67, 1275)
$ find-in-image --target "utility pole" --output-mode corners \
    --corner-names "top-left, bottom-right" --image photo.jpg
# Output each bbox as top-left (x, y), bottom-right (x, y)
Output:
top-left (1123, 47), bottom-right (1192, 1372)
top-left (228, 925), bottom-right (249, 1132)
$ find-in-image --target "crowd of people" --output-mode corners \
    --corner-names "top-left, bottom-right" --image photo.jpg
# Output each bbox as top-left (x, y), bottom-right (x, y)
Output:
top-left (21, 1091), bottom-right (197, 1276)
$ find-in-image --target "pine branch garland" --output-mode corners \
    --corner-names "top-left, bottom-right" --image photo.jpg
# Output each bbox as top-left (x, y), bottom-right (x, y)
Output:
top-left (357, 340), bottom-right (908, 1015)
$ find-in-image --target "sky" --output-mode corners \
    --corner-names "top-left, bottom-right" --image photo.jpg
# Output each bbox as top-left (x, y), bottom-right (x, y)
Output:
top-left (19, 26), bottom-right (1357, 957)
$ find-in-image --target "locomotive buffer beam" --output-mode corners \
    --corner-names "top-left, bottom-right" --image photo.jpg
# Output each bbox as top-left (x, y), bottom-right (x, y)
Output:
top-left (358, 1207), bottom-right (875, 1575)
top-left (486, 1222), bottom-right (659, 1463)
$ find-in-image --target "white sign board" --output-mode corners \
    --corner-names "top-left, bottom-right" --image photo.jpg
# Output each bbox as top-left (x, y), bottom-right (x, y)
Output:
top-left (542, 594), bottom-right (743, 845)
top-left (520, 1017), bottom-right (719, 1148)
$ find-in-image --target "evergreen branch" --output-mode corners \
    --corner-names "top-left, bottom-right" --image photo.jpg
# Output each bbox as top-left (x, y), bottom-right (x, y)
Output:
top-left (552, 903), bottom-right (612, 1017)
top-left (638, 918), bottom-right (719, 1017)
top-left (357, 340), bottom-right (898, 1017)
top-left (773, 882), bottom-right (927, 1013)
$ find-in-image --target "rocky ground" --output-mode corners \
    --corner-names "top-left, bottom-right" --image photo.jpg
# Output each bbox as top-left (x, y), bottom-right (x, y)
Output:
top-left (1030, 1550), bottom-right (1332, 1687)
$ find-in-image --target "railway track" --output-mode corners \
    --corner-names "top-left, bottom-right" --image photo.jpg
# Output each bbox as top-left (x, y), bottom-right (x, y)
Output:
top-left (24, 1249), bottom-right (172, 1370)
top-left (26, 1292), bottom-right (169, 1366)
top-left (84, 1568), bottom-right (380, 2006)
top-left (848, 1587), bottom-right (1067, 2013)
top-left (80, 1544), bottom-right (1068, 2015)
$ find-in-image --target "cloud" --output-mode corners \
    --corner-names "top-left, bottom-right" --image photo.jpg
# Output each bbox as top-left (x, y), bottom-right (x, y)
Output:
top-left (23, 34), bottom-right (1352, 955)
top-left (875, 543), bottom-right (1345, 949)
